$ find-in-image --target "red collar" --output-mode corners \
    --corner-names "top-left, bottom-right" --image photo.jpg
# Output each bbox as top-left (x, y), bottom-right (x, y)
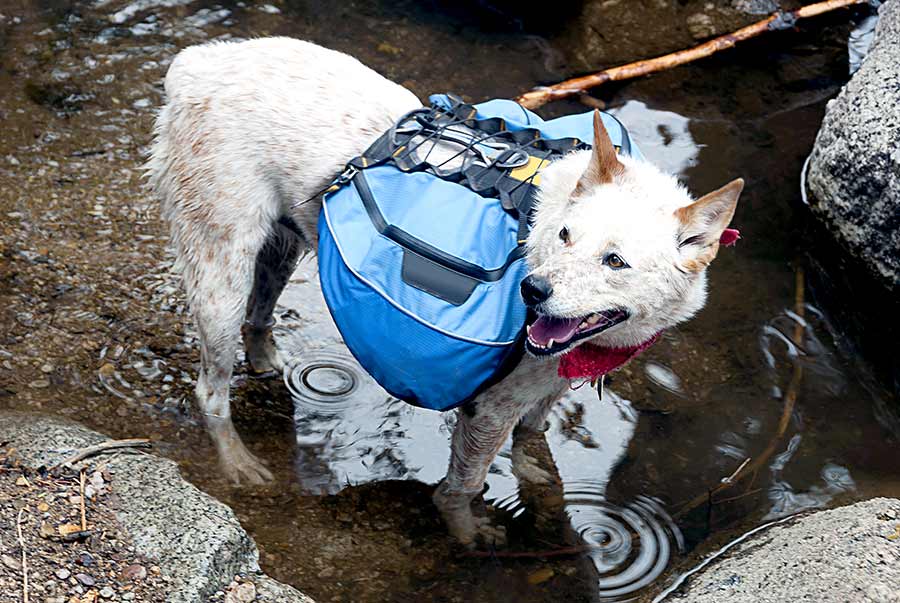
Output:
top-left (557, 332), bottom-right (662, 380)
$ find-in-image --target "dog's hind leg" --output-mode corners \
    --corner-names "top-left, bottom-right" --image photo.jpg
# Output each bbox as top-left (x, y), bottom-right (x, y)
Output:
top-left (243, 221), bottom-right (305, 374)
top-left (187, 224), bottom-right (276, 485)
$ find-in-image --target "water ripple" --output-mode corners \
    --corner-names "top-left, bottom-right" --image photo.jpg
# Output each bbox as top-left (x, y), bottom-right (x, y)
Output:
top-left (565, 481), bottom-right (684, 601)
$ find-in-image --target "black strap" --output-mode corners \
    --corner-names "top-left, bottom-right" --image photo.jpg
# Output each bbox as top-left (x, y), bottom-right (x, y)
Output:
top-left (327, 95), bottom-right (634, 247)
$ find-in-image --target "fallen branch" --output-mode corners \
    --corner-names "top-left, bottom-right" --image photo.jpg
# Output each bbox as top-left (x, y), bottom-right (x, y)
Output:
top-left (50, 438), bottom-right (151, 471)
top-left (16, 508), bottom-right (28, 603)
top-left (675, 267), bottom-right (806, 519)
top-left (462, 544), bottom-right (598, 559)
top-left (516, 0), bottom-right (868, 109)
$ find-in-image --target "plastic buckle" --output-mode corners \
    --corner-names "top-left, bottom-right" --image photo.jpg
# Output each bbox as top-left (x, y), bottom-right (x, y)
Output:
top-left (337, 165), bottom-right (359, 184)
top-left (495, 149), bottom-right (530, 169)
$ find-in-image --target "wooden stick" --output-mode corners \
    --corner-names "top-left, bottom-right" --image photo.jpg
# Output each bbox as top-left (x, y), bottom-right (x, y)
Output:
top-left (675, 267), bottom-right (806, 519)
top-left (50, 438), bottom-right (151, 471)
top-left (79, 470), bottom-right (87, 532)
top-left (516, 0), bottom-right (867, 109)
top-left (16, 508), bottom-right (28, 603)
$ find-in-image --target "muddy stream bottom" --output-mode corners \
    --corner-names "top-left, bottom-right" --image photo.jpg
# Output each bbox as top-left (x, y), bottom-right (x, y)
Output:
top-left (1, 0), bottom-right (898, 601)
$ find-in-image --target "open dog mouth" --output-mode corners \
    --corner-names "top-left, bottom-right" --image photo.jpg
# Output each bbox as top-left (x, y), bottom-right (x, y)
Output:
top-left (526, 309), bottom-right (629, 356)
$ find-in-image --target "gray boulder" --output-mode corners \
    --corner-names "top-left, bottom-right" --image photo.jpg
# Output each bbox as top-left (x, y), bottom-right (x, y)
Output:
top-left (0, 412), bottom-right (314, 603)
top-left (665, 498), bottom-right (900, 603)
top-left (807, 1), bottom-right (900, 289)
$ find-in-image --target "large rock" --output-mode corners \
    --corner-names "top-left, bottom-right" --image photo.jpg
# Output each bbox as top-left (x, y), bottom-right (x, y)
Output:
top-left (807, 1), bottom-right (900, 289)
top-left (0, 412), bottom-right (314, 603)
top-left (666, 498), bottom-right (900, 603)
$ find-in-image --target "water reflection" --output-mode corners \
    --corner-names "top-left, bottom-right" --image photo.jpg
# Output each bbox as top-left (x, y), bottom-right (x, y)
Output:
top-left (609, 101), bottom-right (700, 176)
top-left (765, 433), bottom-right (856, 519)
top-left (758, 303), bottom-right (857, 519)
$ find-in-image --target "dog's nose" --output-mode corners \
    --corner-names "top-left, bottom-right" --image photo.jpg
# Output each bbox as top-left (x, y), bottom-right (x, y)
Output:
top-left (521, 275), bottom-right (553, 307)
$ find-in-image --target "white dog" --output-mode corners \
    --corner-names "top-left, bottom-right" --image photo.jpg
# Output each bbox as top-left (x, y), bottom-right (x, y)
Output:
top-left (149, 37), bottom-right (742, 547)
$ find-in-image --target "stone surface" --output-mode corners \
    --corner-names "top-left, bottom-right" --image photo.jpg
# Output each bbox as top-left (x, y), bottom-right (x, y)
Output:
top-left (731, 0), bottom-right (779, 16)
top-left (670, 498), bottom-right (900, 602)
top-left (0, 412), bottom-right (314, 603)
top-left (807, 1), bottom-right (900, 289)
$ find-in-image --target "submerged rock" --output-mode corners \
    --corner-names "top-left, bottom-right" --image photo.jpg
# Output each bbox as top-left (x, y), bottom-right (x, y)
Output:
top-left (807, 1), bottom-right (900, 290)
top-left (669, 498), bottom-right (900, 602)
top-left (0, 412), bottom-right (314, 603)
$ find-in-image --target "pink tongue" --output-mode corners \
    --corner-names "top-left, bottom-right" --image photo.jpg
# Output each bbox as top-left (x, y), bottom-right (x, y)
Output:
top-left (528, 316), bottom-right (581, 346)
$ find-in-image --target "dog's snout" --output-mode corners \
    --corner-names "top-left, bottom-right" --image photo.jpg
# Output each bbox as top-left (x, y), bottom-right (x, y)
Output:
top-left (521, 275), bottom-right (553, 307)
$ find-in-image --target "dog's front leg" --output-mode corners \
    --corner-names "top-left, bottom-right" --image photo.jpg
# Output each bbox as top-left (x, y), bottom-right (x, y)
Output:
top-left (433, 393), bottom-right (533, 548)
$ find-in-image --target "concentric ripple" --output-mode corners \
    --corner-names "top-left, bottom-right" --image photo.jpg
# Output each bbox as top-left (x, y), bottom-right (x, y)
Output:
top-left (283, 349), bottom-right (371, 413)
top-left (565, 482), bottom-right (684, 601)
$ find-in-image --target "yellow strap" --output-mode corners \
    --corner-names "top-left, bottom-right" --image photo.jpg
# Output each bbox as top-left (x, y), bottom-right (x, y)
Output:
top-left (508, 155), bottom-right (545, 185)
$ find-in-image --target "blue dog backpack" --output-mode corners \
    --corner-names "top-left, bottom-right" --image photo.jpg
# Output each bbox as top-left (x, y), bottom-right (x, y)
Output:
top-left (317, 93), bottom-right (641, 411)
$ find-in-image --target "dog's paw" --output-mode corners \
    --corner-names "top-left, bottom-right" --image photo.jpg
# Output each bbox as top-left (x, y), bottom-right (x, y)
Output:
top-left (247, 347), bottom-right (285, 375)
top-left (220, 442), bottom-right (274, 486)
top-left (243, 327), bottom-right (285, 374)
top-left (471, 516), bottom-right (507, 549)
top-left (210, 420), bottom-right (275, 486)
top-left (511, 449), bottom-right (555, 486)
top-left (447, 515), bottom-right (508, 550)
top-left (433, 485), bottom-right (507, 549)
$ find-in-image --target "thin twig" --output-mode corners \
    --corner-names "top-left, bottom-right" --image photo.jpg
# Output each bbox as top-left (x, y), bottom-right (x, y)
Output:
top-left (16, 508), bottom-right (28, 603)
top-left (516, 0), bottom-right (867, 108)
top-left (462, 544), bottom-right (600, 559)
top-left (79, 470), bottom-right (87, 532)
top-left (676, 267), bottom-right (806, 519)
top-left (722, 457), bottom-right (752, 485)
top-left (714, 488), bottom-right (764, 505)
top-left (49, 438), bottom-right (151, 471)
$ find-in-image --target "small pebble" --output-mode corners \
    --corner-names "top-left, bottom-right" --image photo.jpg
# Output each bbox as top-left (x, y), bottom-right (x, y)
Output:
top-left (527, 567), bottom-right (555, 585)
top-left (2, 554), bottom-right (22, 571)
top-left (75, 573), bottom-right (95, 587)
top-left (227, 582), bottom-right (256, 603)
top-left (41, 363), bottom-right (54, 373)
top-left (55, 568), bottom-right (71, 580)
top-left (99, 586), bottom-right (115, 599)
top-left (78, 552), bottom-right (95, 567)
top-left (122, 594), bottom-right (135, 601)
top-left (121, 564), bottom-right (146, 581)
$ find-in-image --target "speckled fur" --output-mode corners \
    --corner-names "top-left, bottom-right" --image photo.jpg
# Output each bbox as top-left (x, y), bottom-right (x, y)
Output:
top-left (148, 37), bottom-right (742, 547)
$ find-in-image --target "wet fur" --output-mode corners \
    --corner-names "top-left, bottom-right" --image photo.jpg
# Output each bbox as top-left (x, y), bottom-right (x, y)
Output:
top-left (149, 37), bottom-right (742, 547)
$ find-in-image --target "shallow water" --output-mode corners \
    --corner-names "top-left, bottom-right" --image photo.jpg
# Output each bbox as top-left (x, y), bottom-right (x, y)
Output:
top-left (0, 0), bottom-right (898, 601)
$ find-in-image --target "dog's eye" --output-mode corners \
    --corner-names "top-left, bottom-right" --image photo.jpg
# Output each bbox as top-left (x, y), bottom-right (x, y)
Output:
top-left (559, 226), bottom-right (569, 244)
top-left (604, 253), bottom-right (629, 270)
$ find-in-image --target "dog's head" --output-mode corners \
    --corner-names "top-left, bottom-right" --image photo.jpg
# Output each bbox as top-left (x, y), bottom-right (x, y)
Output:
top-left (524, 111), bottom-right (743, 357)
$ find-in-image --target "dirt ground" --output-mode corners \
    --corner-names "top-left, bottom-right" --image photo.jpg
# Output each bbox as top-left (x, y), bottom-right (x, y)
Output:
top-left (0, 445), bottom-right (168, 602)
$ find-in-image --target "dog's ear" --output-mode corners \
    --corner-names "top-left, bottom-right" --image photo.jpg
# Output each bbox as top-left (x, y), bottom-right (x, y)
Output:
top-left (573, 110), bottom-right (625, 196)
top-left (674, 178), bottom-right (744, 272)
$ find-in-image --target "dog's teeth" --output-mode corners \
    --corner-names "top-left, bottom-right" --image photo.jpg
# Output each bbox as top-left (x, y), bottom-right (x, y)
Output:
top-left (527, 324), bottom-right (532, 335)
top-left (548, 338), bottom-right (555, 348)
top-left (587, 314), bottom-right (601, 325)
